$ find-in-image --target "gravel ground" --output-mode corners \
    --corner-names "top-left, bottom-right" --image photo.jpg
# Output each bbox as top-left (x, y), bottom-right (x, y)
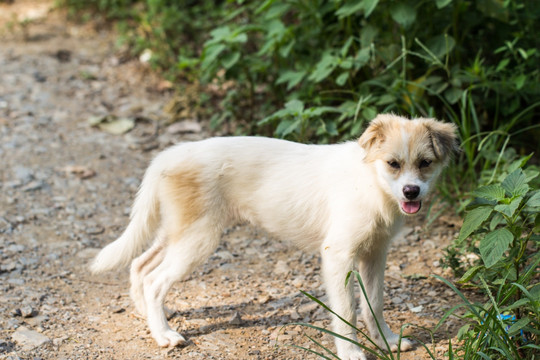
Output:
top-left (1, 2), bottom-right (465, 359)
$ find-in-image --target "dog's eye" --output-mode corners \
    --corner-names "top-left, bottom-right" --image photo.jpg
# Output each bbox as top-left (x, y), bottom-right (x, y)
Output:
top-left (387, 160), bottom-right (401, 169)
top-left (419, 159), bottom-right (432, 169)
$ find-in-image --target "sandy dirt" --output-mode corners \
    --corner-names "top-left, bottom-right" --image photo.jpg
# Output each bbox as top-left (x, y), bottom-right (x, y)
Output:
top-left (0, 2), bottom-right (466, 359)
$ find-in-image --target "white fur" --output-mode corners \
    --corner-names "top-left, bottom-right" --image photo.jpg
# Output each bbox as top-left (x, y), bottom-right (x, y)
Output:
top-left (91, 114), bottom-right (455, 359)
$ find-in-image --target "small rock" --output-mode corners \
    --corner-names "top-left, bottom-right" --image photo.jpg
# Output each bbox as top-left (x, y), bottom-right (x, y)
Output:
top-left (8, 278), bottom-right (25, 286)
top-left (407, 303), bottom-right (423, 313)
top-left (7, 244), bottom-right (25, 253)
top-left (85, 225), bottom-right (104, 235)
top-left (13, 166), bottom-right (34, 183)
top-left (110, 306), bottom-right (125, 314)
top-left (53, 335), bottom-right (69, 346)
top-left (167, 120), bottom-right (201, 134)
top-left (25, 315), bottom-right (49, 327)
top-left (391, 296), bottom-right (404, 305)
top-left (76, 248), bottom-right (100, 259)
top-left (22, 180), bottom-right (44, 192)
top-left (228, 312), bottom-right (242, 326)
top-left (274, 260), bottom-right (290, 275)
top-left (297, 302), bottom-right (318, 315)
top-left (11, 326), bottom-right (50, 351)
top-left (1, 261), bottom-right (18, 272)
top-left (20, 306), bottom-right (36, 318)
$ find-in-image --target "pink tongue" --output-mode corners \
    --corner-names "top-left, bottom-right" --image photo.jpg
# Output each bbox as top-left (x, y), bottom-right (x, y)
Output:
top-left (401, 201), bottom-right (421, 214)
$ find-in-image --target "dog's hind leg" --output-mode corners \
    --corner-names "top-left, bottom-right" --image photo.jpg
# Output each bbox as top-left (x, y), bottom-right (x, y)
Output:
top-left (142, 219), bottom-right (222, 347)
top-left (130, 230), bottom-right (166, 317)
top-left (357, 248), bottom-right (413, 352)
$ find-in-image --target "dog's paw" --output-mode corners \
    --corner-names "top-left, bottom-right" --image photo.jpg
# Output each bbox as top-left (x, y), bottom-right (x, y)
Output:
top-left (337, 349), bottom-right (366, 360)
top-left (336, 343), bottom-right (367, 360)
top-left (389, 337), bottom-right (413, 352)
top-left (154, 330), bottom-right (187, 348)
top-left (380, 334), bottom-right (413, 352)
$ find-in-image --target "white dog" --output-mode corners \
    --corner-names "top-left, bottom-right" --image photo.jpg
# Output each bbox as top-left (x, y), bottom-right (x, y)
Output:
top-left (91, 114), bottom-right (457, 360)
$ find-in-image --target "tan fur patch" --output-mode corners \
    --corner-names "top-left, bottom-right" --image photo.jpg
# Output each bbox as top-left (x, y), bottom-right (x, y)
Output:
top-left (360, 115), bottom-right (457, 169)
top-left (160, 167), bottom-right (204, 242)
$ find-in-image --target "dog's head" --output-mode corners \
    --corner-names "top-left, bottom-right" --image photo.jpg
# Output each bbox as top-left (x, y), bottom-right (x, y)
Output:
top-left (359, 114), bottom-right (458, 215)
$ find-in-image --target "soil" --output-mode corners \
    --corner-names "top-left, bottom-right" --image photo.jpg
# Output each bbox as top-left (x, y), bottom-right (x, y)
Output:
top-left (1, 2), bottom-right (465, 359)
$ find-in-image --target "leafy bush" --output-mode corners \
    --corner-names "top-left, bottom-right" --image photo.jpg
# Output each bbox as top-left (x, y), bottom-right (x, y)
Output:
top-left (442, 156), bottom-right (539, 358)
top-left (62, 0), bottom-right (540, 190)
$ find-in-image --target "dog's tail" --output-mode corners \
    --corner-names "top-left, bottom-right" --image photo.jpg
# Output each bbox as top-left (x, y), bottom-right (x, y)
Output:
top-left (90, 158), bottom-right (163, 274)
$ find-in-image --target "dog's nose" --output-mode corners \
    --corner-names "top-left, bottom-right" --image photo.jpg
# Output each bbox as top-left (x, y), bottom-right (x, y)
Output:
top-left (403, 185), bottom-right (420, 200)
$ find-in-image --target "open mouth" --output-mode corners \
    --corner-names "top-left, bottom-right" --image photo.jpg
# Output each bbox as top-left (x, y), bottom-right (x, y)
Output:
top-left (400, 201), bottom-right (422, 214)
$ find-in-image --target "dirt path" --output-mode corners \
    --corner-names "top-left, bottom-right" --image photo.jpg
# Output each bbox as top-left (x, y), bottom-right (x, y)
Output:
top-left (1, 2), bottom-right (463, 359)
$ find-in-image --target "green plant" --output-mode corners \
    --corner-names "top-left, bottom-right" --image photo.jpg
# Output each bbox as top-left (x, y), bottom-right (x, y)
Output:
top-left (441, 157), bottom-right (540, 359)
top-left (284, 271), bottom-right (439, 359)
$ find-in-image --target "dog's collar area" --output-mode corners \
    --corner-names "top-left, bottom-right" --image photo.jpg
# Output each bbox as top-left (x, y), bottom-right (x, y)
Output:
top-left (400, 200), bottom-right (421, 214)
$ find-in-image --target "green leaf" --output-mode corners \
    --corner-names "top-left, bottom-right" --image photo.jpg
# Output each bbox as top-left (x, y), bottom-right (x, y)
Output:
top-left (530, 284), bottom-right (540, 301)
top-left (489, 212), bottom-right (504, 231)
top-left (426, 34), bottom-right (456, 59)
top-left (221, 51), bottom-right (241, 69)
top-left (336, 72), bottom-right (349, 86)
top-left (335, 0), bottom-right (365, 18)
top-left (514, 74), bottom-right (526, 90)
top-left (458, 265), bottom-right (483, 283)
top-left (502, 169), bottom-right (529, 197)
top-left (507, 153), bottom-right (533, 173)
top-left (390, 2), bottom-right (416, 28)
top-left (479, 228), bottom-right (513, 268)
top-left (458, 206), bottom-right (493, 242)
top-left (363, 0), bottom-right (380, 17)
top-left (525, 170), bottom-right (539, 183)
top-left (526, 190), bottom-right (540, 207)
top-left (503, 297), bottom-right (530, 311)
top-left (496, 58), bottom-right (510, 72)
top-left (444, 86), bottom-right (462, 105)
top-left (355, 47), bottom-right (371, 68)
top-left (284, 99), bottom-right (304, 114)
top-left (201, 43), bottom-right (226, 70)
top-left (308, 52), bottom-right (339, 83)
top-left (275, 118), bottom-right (301, 138)
top-left (494, 196), bottom-right (523, 217)
top-left (276, 70), bottom-right (306, 90)
top-left (335, 0), bottom-right (379, 18)
top-left (340, 36), bottom-right (354, 57)
top-left (209, 26), bottom-right (231, 41)
top-left (507, 317), bottom-right (530, 336)
top-left (436, 0), bottom-right (452, 8)
top-left (473, 185), bottom-right (506, 202)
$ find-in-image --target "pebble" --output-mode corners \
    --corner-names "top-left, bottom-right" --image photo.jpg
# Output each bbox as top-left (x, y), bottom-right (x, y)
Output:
top-left (110, 305), bottom-right (125, 314)
top-left (167, 120), bottom-right (202, 134)
top-left (228, 311), bottom-right (243, 325)
top-left (273, 260), bottom-right (290, 275)
top-left (20, 305), bottom-right (36, 318)
top-left (11, 326), bottom-right (51, 351)
top-left (13, 166), bottom-right (34, 183)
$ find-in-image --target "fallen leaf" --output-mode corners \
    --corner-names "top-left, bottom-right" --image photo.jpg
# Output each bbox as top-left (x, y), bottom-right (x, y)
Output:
top-left (166, 120), bottom-right (202, 134)
top-left (63, 165), bottom-right (96, 179)
top-left (88, 115), bottom-right (135, 135)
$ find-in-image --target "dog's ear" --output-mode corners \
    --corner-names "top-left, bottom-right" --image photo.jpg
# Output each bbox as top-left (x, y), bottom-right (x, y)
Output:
top-left (358, 114), bottom-right (391, 151)
top-left (423, 119), bottom-right (459, 161)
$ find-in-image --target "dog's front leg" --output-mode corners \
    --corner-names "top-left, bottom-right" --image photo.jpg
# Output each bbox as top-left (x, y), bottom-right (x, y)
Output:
top-left (357, 247), bottom-right (412, 352)
top-left (321, 247), bottom-right (366, 360)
